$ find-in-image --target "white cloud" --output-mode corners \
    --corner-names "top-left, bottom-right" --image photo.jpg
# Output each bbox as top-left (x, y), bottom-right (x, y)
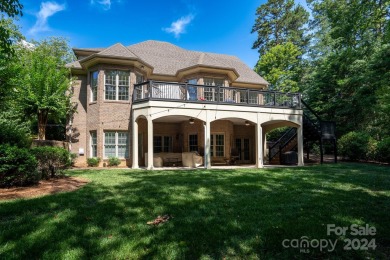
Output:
top-left (29, 1), bottom-right (66, 35)
top-left (91, 0), bottom-right (112, 10)
top-left (164, 14), bottom-right (195, 38)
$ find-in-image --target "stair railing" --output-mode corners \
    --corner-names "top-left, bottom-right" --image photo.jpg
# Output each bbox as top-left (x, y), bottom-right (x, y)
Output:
top-left (268, 128), bottom-right (297, 162)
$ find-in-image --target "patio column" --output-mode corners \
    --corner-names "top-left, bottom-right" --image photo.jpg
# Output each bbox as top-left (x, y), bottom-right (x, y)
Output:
top-left (297, 125), bottom-right (304, 166)
top-left (204, 120), bottom-right (211, 169)
top-left (132, 117), bottom-right (139, 169)
top-left (262, 131), bottom-right (267, 162)
top-left (147, 118), bottom-right (154, 170)
top-left (256, 122), bottom-right (264, 168)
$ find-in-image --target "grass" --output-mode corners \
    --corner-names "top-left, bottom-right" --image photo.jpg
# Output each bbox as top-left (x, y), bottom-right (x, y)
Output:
top-left (0, 163), bottom-right (389, 259)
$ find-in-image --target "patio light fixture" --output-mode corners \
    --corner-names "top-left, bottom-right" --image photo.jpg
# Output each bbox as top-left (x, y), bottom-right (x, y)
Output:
top-left (189, 118), bottom-right (195, 124)
top-left (245, 120), bottom-right (250, 126)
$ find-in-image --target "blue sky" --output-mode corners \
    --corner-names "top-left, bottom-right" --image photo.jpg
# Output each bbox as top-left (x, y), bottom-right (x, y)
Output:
top-left (17, 0), bottom-right (268, 68)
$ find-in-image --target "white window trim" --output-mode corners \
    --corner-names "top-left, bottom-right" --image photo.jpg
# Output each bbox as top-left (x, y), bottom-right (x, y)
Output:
top-left (210, 133), bottom-right (225, 157)
top-left (104, 70), bottom-right (130, 101)
top-left (90, 131), bottom-right (97, 158)
top-left (90, 71), bottom-right (98, 102)
top-left (103, 131), bottom-right (129, 159)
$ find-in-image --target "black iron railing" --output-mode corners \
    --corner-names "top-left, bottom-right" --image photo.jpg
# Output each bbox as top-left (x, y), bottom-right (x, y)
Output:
top-left (133, 81), bottom-right (301, 109)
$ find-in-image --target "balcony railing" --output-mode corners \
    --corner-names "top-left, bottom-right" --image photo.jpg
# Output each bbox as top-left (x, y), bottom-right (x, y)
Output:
top-left (133, 81), bottom-right (301, 109)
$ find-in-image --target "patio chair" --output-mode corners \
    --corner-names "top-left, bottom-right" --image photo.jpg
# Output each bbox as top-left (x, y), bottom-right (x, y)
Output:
top-left (229, 148), bottom-right (240, 165)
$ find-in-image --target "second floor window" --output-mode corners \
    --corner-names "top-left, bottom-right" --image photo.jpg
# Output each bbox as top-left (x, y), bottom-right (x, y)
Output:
top-left (90, 71), bottom-right (98, 102)
top-left (204, 78), bottom-right (224, 101)
top-left (105, 70), bottom-right (130, 100)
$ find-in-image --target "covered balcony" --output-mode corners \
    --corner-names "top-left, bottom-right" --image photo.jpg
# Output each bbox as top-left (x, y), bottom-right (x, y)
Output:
top-left (133, 81), bottom-right (301, 109)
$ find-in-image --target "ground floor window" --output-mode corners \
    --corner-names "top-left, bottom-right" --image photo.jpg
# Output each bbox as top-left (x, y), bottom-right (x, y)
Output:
top-left (104, 131), bottom-right (129, 158)
top-left (90, 131), bottom-right (97, 157)
top-left (210, 134), bottom-right (224, 157)
top-left (154, 136), bottom-right (172, 153)
top-left (189, 134), bottom-right (198, 152)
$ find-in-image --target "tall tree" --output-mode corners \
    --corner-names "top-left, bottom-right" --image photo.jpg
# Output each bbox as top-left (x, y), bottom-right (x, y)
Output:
top-left (14, 37), bottom-right (73, 140)
top-left (0, 0), bottom-right (23, 56)
top-left (251, 0), bottom-right (309, 56)
top-left (0, 17), bottom-right (22, 105)
top-left (304, 0), bottom-right (390, 137)
top-left (255, 42), bottom-right (302, 92)
top-left (252, 0), bottom-right (309, 92)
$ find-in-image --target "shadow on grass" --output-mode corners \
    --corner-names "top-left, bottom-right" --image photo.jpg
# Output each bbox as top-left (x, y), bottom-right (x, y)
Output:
top-left (0, 163), bottom-right (389, 259)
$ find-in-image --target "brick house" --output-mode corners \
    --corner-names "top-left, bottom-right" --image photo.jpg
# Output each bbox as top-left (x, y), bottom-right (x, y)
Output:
top-left (66, 40), bottom-right (304, 168)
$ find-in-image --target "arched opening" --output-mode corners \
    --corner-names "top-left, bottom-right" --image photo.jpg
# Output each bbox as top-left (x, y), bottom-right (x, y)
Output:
top-left (262, 120), bottom-right (301, 165)
top-left (211, 117), bottom-right (256, 166)
top-left (135, 115), bottom-right (206, 168)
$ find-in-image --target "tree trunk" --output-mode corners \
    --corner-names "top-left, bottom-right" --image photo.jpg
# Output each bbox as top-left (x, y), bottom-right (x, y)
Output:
top-left (38, 110), bottom-right (48, 140)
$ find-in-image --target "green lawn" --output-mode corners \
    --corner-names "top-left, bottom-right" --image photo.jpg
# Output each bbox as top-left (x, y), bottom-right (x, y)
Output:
top-left (1, 163), bottom-right (389, 259)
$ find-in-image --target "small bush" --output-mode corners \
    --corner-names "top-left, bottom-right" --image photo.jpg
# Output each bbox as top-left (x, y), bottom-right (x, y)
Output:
top-left (108, 157), bottom-right (121, 167)
top-left (366, 138), bottom-right (378, 161)
top-left (0, 145), bottom-right (39, 187)
top-left (338, 131), bottom-right (370, 161)
top-left (376, 137), bottom-right (390, 163)
top-left (69, 153), bottom-right (78, 167)
top-left (31, 146), bottom-right (71, 179)
top-left (87, 157), bottom-right (100, 167)
top-left (0, 112), bottom-right (31, 148)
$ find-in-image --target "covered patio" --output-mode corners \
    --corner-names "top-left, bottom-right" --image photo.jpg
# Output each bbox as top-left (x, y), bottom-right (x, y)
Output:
top-left (131, 100), bottom-right (304, 170)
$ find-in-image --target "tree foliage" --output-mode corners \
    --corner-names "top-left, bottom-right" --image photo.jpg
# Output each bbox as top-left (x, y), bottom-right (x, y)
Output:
top-left (0, 0), bottom-right (23, 56)
top-left (253, 0), bottom-right (389, 140)
top-left (0, 0), bottom-right (22, 17)
top-left (304, 0), bottom-right (390, 137)
top-left (255, 42), bottom-right (302, 92)
top-left (0, 17), bottom-right (22, 105)
top-left (251, 0), bottom-right (309, 92)
top-left (251, 0), bottom-right (309, 56)
top-left (14, 37), bottom-right (73, 140)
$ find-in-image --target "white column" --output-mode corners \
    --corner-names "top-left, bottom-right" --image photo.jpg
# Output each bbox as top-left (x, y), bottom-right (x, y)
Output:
top-left (297, 125), bottom-right (304, 166)
top-left (132, 117), bottom-right (139, 169)
top-left (256, 122), bottom-right (264, 168)
top-left (263, 131), bottom-right (267, 162)
top-left (204, 119), bottom-right (211, 169)
top-left (147, 118), bottom-right (154, 170)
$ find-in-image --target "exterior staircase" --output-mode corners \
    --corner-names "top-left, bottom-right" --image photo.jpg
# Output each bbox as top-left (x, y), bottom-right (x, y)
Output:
top-left (268, 100), bottom-right (337, 165)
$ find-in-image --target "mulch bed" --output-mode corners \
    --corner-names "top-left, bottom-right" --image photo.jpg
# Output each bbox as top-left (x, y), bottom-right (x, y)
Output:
top-left (0, 177), bottom-right (89, 201)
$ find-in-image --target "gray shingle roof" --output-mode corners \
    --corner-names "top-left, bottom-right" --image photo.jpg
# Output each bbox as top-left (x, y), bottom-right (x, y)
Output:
top-left (70, 40), bottom-right (268, 85)
top-left (66, 60), bottom-right (81, 69)
top-left (98, 43), bottom-right (137, 58)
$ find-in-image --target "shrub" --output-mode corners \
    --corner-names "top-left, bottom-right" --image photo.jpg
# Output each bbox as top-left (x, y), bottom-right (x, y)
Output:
top-left (0, 145), bottom-right (39, 187)
top-left (376, 137), bottom-right (390, 163)
top-left (69, 153), bottom-right (78, 167)
top-left (108, 157), bottom-right (121, 167)
top-left (338, 131), bottom-right (370, 161)
top-left (0, 112), bottom-right (31, 148)
top-left (87, 157), bottom-right (100, 167)
top-left (366, 138), bottom-right (378, 161)
top-left (31, 146), bottom-right (71, 179)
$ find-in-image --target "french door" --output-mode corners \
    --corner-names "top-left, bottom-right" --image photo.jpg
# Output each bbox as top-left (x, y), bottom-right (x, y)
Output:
top-left (235, 138), bottom-right (251, 163)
